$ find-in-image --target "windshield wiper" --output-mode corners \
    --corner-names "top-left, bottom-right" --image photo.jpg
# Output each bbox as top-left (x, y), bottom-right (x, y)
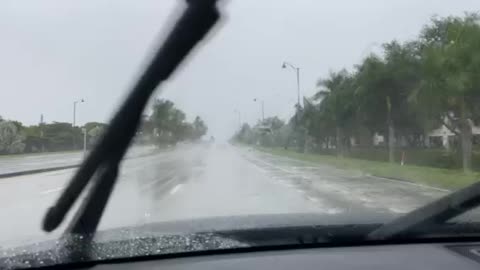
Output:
top-left (368, 181), bottom-right (480, 240)
top-left (42, 0), bottom-right (221, 236)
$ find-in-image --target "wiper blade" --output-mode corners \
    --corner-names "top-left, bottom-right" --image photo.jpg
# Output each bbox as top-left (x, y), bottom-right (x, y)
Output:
top-left (368, 181), bottom-right (480, 240)
top-left (42, 0), bottom-right (221, 235)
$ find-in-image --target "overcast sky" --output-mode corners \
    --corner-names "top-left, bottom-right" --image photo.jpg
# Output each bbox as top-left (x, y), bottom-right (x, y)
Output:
top-left (0, 0), bottom-right (478, 140)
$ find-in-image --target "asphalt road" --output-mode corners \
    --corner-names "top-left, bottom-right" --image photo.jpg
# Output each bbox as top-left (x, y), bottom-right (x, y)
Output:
top-left (0, 145), bottom-right (157, 175)
top-left (0, 143), bottom-right (448, 248)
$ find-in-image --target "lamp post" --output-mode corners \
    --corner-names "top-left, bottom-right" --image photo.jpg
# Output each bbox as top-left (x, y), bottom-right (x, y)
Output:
top-left (72, 99), bottom-right (84, 150)
top-left (282, 61), bottom-right (301, 107)
top-left (82, 127), bottom-right (87, 156)
top-left (73, 99), bottom-right (84, 127)
top-left (253, 98), bottom-right (264, 123)
top-left (234, 109), bottom-right (241, 130)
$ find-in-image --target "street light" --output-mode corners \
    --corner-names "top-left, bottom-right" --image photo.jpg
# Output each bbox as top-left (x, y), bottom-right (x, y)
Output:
top-left (282, 61), bottom-right (301, 107)
top-left (82, 127), bottom-right (87, 156)
top-left (253, 98), bottom-right (264, 123)
top-left (73, 99), bottom-right (85, 127)
top-left (72, 99), bottom-right (84, 150)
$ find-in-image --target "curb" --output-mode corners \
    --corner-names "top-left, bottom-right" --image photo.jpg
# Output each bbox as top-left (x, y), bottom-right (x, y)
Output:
top-left (0, 165), bottom-right (80, 179)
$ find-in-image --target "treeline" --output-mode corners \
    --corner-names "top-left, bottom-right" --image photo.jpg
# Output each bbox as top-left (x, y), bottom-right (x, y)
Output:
top-left (0, 99), bottom-right (207, 155)
top-left (140, 99), bottom-right (208, 146)
top-left (0, 116), bottom-right (107, 154)
top-left (234, 14), bottom-right (480, 172)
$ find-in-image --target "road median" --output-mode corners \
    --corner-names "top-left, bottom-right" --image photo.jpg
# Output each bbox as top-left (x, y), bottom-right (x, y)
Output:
top-left (0, 165), bottom-right (79, 179)
top-left (0, 148), bottom-right (165, 179)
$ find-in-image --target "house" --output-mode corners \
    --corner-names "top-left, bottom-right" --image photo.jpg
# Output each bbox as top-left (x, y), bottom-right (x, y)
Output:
top-left (370, 116), bottom-right (480, 149)
top-left (427, 122), bottom-right (480, 150)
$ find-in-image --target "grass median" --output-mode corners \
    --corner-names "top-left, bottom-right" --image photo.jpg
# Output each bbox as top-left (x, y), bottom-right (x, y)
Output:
top-left (257, 147), bottom-right (480, 191)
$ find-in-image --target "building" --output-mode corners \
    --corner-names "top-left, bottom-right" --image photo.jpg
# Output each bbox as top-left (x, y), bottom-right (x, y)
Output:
top-left (428, 122), bottom-right (480, 150)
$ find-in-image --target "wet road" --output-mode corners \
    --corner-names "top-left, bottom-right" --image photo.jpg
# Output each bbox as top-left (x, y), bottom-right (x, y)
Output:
top-left (0, 146), bottom-right (157, 175)
top-left (0, 143), bottom-right (447, 248)
top-left (0, 152), bottom-right (83, 175)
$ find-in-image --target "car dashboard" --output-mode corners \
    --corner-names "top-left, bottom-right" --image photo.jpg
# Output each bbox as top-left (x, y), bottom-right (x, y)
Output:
top-left (85, 242), bottom-right (480, 270)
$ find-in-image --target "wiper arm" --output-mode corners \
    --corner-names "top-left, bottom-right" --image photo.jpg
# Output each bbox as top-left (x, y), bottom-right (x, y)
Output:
top-left (42, 0), bottom-right (221, 235)
top-left (368, 181), bottom-right (480, 240)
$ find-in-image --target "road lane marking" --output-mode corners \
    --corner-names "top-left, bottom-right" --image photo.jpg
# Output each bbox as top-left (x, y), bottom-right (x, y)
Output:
top-left (245, 155), bottom-right (297, 174)
top-left (140, 175), bottom-right (177, 191)
top-left (170, 184), bottom-right (183, 195)
top-left (40, 186), bottom-right (64, 195)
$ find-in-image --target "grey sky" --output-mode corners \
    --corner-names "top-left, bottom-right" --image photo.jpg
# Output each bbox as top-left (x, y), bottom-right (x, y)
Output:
top-left (0, 0), bottom-right (478, 140)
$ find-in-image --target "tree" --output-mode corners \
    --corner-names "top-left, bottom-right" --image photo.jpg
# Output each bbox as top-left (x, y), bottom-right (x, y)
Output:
top-left (233, 123), bottom-right (256, 144)
top-left (413, 14), bottom-right (480, 172)
top-left (87, 125), bottom-right (106, 147)
top-left (84, 122), bottom-right (107, 132)
top-left (140, 114), bottom-right (154, 135)
top-left (42, 122), bottom-right (82, 151)
top-left (0, 121), bottom-right (26, 154)
top-left (355, 41), bottom-right (421, 162)
top-left (301, 98), bottom-right (331, 150)
top-left (149, 99), bottom-right (207, 145)
top-left (192, 116), bottom-right (208, 140)
top-left (262, 116), bottom-right (285, 131)
top-left (315, 69), bottom-right (356, 156)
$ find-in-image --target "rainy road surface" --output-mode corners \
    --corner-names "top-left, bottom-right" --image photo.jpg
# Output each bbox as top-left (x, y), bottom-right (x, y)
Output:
top-left (0, 145), bottom-right (156, 175)
top-left (0, 143), bottom-right (448, 248)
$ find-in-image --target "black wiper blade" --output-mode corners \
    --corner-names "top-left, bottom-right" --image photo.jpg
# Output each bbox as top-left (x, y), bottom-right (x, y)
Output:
top-left (368, 181), bottom-right (480, 240)
top-left (42, 0), bottom-right (221, 235)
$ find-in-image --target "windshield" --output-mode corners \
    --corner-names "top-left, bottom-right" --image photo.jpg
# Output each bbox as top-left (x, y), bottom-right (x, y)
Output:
top-left (1, 0), bottom-right (480, 267)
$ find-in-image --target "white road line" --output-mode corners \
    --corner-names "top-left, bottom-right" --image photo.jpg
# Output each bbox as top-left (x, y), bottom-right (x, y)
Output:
top-left (40, 186), bottom-right (64, 195)
top-left (246, 155), bottom-right (297, 174)
top-left (169, 184), bottom-right (183, 195)
top-left (140, 175), bottom-right (177, 191)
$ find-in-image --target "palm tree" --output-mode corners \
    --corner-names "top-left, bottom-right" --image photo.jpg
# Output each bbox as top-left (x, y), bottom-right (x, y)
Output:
top-left (314, 69), bottom-right (354, 156)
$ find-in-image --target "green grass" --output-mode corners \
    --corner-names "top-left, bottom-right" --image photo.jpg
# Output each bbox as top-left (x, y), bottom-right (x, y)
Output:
top-left (258, 147), bottom-right (480, 191)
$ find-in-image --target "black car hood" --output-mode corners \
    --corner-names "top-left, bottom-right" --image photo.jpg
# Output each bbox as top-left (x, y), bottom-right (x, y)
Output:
top-left (0, 212), bottom-right (394, 269)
